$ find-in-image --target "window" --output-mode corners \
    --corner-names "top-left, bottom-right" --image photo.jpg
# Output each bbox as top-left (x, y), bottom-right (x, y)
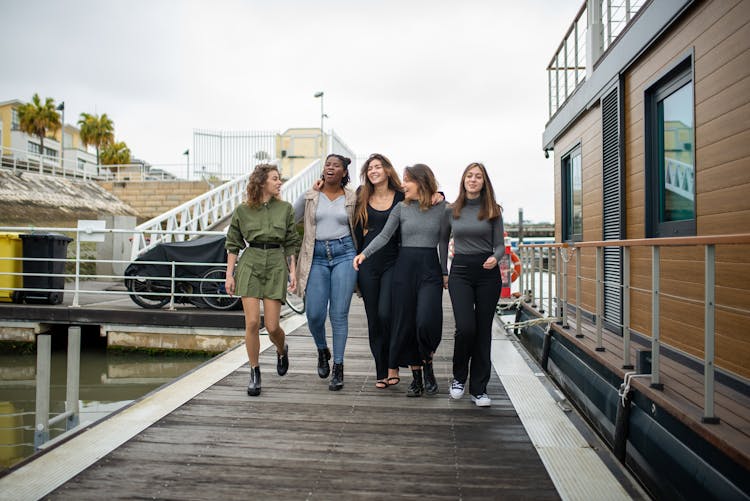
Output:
top-left (28, 142), bottom-right (41, 154)
top-left (645, 57), bottom-right (695, 237)
top-left (562, 145), bottom-right (583, 241)
top-left (44, 147), bottom-right (57, 158)
top-left (11, 108), bottom-right (20, 130)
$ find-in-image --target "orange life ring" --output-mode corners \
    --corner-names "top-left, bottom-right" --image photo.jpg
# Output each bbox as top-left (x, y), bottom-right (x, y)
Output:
top-left (510, 251), bottom-right (521, 283)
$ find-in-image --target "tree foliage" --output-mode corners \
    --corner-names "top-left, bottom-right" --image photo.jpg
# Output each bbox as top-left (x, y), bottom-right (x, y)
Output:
top-left (78, 112), bottom-right (114, 165)
top-left (17, 94), bottom-right (61, 159)
top-left (100, 141), bottom-right (131, 165)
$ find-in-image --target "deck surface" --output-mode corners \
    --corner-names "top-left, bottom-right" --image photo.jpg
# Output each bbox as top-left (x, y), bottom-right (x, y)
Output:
top-left (45, 297), bottom-right (562, 500)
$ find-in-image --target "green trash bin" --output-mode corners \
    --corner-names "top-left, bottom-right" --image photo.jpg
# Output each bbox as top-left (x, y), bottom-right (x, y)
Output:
top-left (0, 233), bottom-right (23, 303)
top-left (19, 233), bottom-right (72, 305)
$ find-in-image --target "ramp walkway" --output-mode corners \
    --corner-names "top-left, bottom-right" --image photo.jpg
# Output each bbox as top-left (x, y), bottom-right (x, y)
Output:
top-left (0, 297), bottom-right (644, 500)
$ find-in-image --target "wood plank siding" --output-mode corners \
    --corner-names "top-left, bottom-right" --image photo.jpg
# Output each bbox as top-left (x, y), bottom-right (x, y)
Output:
top-left (553, 0), bottom-right (750, 379)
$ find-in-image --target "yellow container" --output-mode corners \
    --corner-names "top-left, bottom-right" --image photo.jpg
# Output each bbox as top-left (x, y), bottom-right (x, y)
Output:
top-left (0, 233), bottom-right (23, 302)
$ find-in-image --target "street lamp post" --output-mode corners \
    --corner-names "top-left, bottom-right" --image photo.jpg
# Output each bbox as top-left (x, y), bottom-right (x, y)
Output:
top-left (183, 149), bottom-right (189, 179)
top-left (56, 102), bottom-right (65, 176)
top-left (314, 91), bottom-right (326, 161)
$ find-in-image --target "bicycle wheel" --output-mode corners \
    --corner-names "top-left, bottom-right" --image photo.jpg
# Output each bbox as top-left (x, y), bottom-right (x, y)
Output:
top-left (285, 288), bottom-right (305, 314)
top-left (125, 277), bottom-right (170, 309)
top-left (200, 267), bottom-right (241, 310)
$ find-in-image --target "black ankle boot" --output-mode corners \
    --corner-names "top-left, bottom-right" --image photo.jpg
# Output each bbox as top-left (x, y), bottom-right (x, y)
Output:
top-left (277, 344), bottom-right (289, 376)
top-left (329, 362), bottom-right (344, 391)
top-left (406, 369), bottom-right (424, 397)
top-left (247, 366), bottom-right (261, 396)
top-left (317, 348), bottom-right (331, 378)
top-left (423, 360), bottom-right (438, 395)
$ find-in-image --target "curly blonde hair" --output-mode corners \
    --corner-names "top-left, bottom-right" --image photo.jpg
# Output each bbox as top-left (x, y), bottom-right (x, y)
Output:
top-left (246, 164), bottom-right (280, 208)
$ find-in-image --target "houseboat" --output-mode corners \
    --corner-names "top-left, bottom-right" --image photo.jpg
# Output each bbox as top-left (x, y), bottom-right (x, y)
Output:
top-left (514, 0), bottom-right (749, 499)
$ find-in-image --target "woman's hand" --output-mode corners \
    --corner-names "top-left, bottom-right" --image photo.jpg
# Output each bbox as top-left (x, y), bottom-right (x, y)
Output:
top-left (225, 275), bottom-right (236, 297)
top-left (482, 256), bottom-right (498, 270)
top-left (430, 191), bottom-right (445, 206)
top-left (353, 253), bottom-right (366, 271)
top-left (287, 275), bottom-right (297, 294)
top-left (313, 179), bottom-right (324, 191)
top-left (442, 275), bottom-right (449, 289)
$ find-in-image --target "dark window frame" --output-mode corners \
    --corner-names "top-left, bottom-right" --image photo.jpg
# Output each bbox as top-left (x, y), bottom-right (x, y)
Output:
top-left (644, 53), bottom-right (696, 238)
top-left (561, 143), bottom-right (583, 242)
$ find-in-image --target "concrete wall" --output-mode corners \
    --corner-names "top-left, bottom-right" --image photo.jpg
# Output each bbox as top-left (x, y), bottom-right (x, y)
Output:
top-left (97, 180), bottom-right (214, 223)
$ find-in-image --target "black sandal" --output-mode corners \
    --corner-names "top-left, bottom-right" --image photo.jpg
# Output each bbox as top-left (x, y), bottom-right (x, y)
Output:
top-left (375, 380), bottom-right (388, 389)
top-left (386, 376), bottom-right (400, 386)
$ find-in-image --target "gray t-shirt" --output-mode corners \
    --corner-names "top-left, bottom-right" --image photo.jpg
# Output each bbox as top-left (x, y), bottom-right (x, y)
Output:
top-left (444, 197), bottom-right (505, 267)
top-left (361, 200), bottom-right (450, 273)
top-left (294, 193), bottom-right (350, 241)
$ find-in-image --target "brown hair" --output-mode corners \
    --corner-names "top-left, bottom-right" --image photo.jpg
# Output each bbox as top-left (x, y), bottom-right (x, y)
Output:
top-left (451, 162), bottom-right (501, 220)
top-left (403, 163), bottom-right (438, 211)
top-left (355, 153), bottom-right (403, 230)
top-left (246, 164), bottom-right (280, 208)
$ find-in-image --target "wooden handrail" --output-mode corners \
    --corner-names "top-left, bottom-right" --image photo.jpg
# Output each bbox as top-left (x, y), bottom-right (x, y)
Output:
top-left (520, 234), bottom-right (750, 249)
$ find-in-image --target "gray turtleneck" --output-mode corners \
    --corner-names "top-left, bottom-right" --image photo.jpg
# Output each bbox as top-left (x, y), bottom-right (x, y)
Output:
top-left (443, 197), bottom-right (505, 266)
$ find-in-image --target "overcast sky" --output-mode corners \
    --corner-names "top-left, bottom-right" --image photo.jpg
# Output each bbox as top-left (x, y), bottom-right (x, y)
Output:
top-left (2, 0), bottom-right (581, 223)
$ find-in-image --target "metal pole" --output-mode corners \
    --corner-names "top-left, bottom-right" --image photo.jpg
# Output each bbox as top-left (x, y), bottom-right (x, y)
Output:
top-left (575, 247), bottom-right (583, 338)
top-left (562, 247), bottom-right (569, 328)
top-left (623, 246), bottom-right (633, 369)
top-left (530, 247), bottom-right (537, 308)
top-left (703, 244), bottom-right (719, 423)
top-left (538, 248), bottom-right (545, 313)
top-left (548, 247), bottom-right (553, 317)
top-left (34, 333), bottom-right (51, 449)
top-left (595, 246), bottom-right (604, 351)
top-left (66, 326), bottom-right (81, 429)
top-left (651, 246), bottom-right (662, 389)
top-left (72, 229), bottom-right (81, 307)
top-left (168, 261), bottom-right (176, 310)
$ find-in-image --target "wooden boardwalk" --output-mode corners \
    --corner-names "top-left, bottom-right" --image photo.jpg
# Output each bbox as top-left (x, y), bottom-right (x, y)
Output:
top-left (0, 296), bottom-right (644, 500)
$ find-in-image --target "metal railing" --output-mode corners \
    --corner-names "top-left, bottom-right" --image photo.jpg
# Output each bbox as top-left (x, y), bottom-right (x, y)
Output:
top-left (518, 234), bottom-right (750, 423)
top-left (547, 0), bottom-right (646, 118)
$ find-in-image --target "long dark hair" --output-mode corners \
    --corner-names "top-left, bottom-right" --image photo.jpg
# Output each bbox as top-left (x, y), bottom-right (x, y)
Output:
top-left (324, 154), bottom-right (352, 187)
top-left (355, 153), bottom-right (403, 230)
top-left (403, 163), bottom-right (438, 211)
top-left (451, 162), bottom-right (501, 220)
top-left (246, 164), bottom-right (280, 208)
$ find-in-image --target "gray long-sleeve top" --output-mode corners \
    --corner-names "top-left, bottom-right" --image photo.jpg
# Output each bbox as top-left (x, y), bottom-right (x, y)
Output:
top-left (443, 197), bottom-right (505, 270)
top-left (361, 200), bottom-right (451, 274)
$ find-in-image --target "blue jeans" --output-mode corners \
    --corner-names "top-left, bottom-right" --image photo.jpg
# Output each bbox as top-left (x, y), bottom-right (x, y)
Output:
top-left (306, 236), bottom-right (357, 364)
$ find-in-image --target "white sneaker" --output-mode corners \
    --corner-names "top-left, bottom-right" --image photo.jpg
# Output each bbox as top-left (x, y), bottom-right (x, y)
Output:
top-left (471, 393), bottom-right (491, 407)
top-left (449, 379), bottom-right (465, 400)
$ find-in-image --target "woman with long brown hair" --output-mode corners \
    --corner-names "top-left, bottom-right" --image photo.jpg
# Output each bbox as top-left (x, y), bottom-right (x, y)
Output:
top-left (442, 162), bottom-right (504, 407)
top-left (225, 164), bottom-right (301, 397)
top-left (354, 163), bottom-right (450, 397)
top-left (354, 153), bottom-right (405, 388)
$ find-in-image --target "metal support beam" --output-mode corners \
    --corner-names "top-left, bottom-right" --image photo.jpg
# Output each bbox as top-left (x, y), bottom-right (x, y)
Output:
top-left (34, 333), bottom-right (51, 450)
top-left (703, 245), bottom-right (719, 423)
top-left (651, 246), bottom-right (663, 389)
top-left (66, 326), bottom-right (81, 430)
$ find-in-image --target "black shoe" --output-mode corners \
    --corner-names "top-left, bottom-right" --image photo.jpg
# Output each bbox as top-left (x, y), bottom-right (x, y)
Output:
top-left (247, 366), bottom-right (261, 396)
top-left (406, 369), bottom-right (424, 397)
top-left (329, 362), bottom-right (344, 391)
top-left (423, 360), bottom-right (438, 395)
top-left (317, 348), bottom-right (331, 378)
top-left (277, 344), bottom-right (289, 376)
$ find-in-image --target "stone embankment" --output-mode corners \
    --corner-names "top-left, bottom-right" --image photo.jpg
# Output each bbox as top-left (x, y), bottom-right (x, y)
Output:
top-left (0, 170), bottom-right (138, 227)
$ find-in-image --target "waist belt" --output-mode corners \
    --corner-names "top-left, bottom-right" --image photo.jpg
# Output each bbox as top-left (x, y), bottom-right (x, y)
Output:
top-left (248, 242), bottom-right (281, 249)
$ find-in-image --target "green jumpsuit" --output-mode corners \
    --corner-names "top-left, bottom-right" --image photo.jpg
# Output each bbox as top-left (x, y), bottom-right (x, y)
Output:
top-left (225, 198), bottom-right (301, 301)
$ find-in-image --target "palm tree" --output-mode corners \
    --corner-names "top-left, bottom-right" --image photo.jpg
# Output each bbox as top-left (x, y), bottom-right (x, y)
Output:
top-left (100, 140), bottom-right (131, 165)
top-left (78, 112), bottom-right (114, 165)
top-left (17, 94), bottom-right (61, 162)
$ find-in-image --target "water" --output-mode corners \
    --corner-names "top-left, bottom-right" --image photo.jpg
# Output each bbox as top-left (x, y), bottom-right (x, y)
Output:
top-left (0, 341), bottom-right (212, 471)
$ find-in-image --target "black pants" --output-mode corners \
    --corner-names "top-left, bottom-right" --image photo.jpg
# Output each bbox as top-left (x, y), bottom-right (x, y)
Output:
top-left (391, 247), bottom-right (444, 367)
top-left (448, 254), bottom-right (502, 396)
top-left (357, 259), bottom-right (395, 380)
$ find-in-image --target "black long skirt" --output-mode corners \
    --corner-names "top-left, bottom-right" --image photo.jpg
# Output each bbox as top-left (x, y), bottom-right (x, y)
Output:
top-left (389, 247), bottom-right (444, 367)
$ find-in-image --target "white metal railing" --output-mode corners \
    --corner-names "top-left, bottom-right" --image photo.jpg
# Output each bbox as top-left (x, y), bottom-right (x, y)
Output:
top-left (664, 157), bottom-right (695, 201)
top-left (1, 145), bottom-right (98, 180)
top-left (517, 235), bottom-right (750, 423)
top-left (548, 0), bottom-right (647, 117)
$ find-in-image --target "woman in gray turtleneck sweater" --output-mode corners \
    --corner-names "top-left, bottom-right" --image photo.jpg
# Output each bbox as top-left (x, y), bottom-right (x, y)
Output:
top-left (441, 162), bottom-right (504, 407)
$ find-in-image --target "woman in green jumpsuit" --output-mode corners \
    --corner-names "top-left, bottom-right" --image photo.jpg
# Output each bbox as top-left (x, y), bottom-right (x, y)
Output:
top-left (225, 164), bottom-right (301, 396)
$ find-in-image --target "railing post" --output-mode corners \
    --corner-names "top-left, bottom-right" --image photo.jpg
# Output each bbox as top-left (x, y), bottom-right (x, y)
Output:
top-left (595, 246), bottom-right (604, 351)
top-left (562, 247), bottom-right (569, 328)
top-left (168, 261), bottom-right (177, 310)
top-left (72, 229), bottom-right (81, 307)
top-left (622, 246), bottom-right (633, 369)
top-left (66, 326), bottom-right (81, 430)
top-left (530, 247), bottom-right (537, 308)
top-left (575, 247), bottom-right (583, 338)
top-left (547, 247), bottom-right (553, 317)
top-left (651, 246), bottom-right (663, 389)
top-left (538, 248), bottom-right (545, 313)
top-left (34, 333), bottom-right (51, 450)
top-left (518, 246), bottom-right (524, 299)
top-left (703, 244), bottom-right (719, 423)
